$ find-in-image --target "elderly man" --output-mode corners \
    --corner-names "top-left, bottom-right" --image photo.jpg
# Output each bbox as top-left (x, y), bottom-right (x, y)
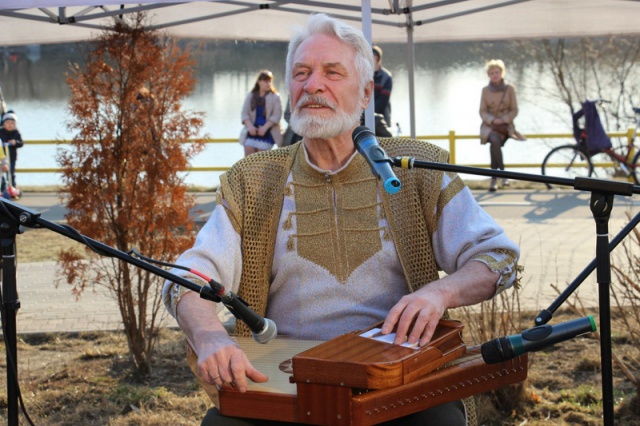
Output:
top-left (164, 13), bottom-right (519, 426)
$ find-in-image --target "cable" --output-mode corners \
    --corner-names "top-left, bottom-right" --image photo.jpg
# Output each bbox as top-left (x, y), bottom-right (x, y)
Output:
top-left (1, 292), bottom-right (36, 426)
top-left (128, 248), bottom-right (213, 283)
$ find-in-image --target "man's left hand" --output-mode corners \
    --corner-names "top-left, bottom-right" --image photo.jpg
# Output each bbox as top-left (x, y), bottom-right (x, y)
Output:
top-left (381, 285), bottom-right (448, 347)
top-left (380, 261), bottom-right (499, 347)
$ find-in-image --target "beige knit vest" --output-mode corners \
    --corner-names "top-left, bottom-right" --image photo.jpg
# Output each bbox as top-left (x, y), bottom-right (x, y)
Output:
top-left (218, 138), bottom-right (455, 338)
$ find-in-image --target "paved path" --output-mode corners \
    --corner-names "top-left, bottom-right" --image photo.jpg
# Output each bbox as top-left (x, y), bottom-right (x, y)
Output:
top-left (481, 189), bottom-right (640, 311)
top-left (5, 189), bottom-right (640, 335)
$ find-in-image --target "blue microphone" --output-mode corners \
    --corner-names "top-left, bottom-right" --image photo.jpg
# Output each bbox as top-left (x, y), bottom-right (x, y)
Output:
top-left (481, 316), bottom-right (597, 364)
top-left (352, 126), bottom-right (402, 194)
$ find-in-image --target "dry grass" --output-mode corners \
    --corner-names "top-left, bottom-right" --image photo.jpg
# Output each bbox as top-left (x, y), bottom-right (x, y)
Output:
top-left (17, 228), bottom-right (88, 263)
top-left (2, 311), bottom-right (639, 425)
top-left (1, 329), bottom-right (211, 425)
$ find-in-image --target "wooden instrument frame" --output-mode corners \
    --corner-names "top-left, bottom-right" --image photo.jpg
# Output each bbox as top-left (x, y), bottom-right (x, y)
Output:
top-left (218, 320), bottom-right (528, 425)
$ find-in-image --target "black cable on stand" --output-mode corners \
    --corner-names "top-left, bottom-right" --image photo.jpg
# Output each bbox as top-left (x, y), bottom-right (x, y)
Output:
top-left (392, 156), bottom-right (638, 426)
top-left (0, 198), bottom-right (275, 426)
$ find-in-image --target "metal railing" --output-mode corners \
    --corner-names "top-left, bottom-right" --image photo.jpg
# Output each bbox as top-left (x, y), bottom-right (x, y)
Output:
top-left (17, 129), bottom-right (636, 174)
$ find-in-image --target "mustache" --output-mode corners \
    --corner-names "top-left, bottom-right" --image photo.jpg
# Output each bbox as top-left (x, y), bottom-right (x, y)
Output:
top-left (294, 95), bottom-right (336, 112)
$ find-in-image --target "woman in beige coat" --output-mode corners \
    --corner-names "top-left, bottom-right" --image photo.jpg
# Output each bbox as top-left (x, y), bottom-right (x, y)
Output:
top-left (239, 70), bottom-right (283, 157)
top-left (479, 59), bottom-right (525, 191)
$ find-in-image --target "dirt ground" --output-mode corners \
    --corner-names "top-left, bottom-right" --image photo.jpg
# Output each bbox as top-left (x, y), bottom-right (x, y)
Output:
top-left (1, 230), bottom-right (639, 425)
top-left (0, 312), bottom-right (638, 425)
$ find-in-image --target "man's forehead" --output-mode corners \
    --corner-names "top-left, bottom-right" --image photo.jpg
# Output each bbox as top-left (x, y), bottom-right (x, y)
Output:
top-left (293, 34), bottom-right (355, 65)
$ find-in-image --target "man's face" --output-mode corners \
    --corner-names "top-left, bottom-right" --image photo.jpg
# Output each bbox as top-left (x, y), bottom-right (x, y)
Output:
top-left (289, 33), bottom-right (370, 139)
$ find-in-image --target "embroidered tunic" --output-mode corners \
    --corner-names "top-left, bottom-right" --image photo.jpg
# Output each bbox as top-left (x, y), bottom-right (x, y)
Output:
top-left (163, 138), bottom-right (519, 339)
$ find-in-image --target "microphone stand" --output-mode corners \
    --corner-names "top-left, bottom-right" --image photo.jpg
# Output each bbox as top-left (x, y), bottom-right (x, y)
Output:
top-left (1, 200), bottom-right (22, 426)
top-left (0, 198), bottom-right (264, 426)
top-left (391, 157), bottom-right (639, 426)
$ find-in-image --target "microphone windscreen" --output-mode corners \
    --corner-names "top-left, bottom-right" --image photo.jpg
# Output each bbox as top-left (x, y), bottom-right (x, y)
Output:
top-left (253, 318), bottom-right (278, 344)
top-left (481, 340), bottom-right (503, 365)
top-left (481, 336), bottom-right (512, 364)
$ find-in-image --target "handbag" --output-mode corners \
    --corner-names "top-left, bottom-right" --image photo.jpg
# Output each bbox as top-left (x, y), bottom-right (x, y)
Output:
top-left (490, 85), bottom-right (515, 139)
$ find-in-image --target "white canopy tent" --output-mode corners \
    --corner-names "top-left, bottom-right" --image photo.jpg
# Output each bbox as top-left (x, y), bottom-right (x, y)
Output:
top-left (2, 1), bottom-right (640, 45)
top-left (1, 0), bottom-right (640, 136)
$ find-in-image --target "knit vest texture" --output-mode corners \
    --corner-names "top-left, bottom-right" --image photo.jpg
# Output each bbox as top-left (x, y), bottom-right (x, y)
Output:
top-left (218, 138), bottom-right (452, 338)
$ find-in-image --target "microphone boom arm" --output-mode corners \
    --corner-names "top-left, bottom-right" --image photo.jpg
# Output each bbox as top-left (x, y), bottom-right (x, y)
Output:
top-left (0, 197), bottom-right (272, 339)
top-left (393, 156), bottom-right (638, 196)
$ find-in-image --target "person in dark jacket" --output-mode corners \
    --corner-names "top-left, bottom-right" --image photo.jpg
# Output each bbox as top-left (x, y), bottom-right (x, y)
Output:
top-left (0, 111), bottom-right (24, 192)
top-left (373, 45), bottom-right (393, 127)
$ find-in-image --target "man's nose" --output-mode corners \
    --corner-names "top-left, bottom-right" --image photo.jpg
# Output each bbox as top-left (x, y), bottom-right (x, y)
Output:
top-left (304, 73), bottom-right (325, 93)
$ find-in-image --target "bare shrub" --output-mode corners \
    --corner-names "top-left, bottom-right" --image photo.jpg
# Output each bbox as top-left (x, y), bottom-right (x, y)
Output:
top-left (57, 13), bottom-right (205, 376)
top-left (451, 282), bottom-right (531, 420)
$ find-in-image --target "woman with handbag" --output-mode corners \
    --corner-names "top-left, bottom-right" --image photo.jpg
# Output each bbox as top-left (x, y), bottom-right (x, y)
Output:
top-left (239, 70), bottom-right (283, 157)
top-left (479, 59), bottom-right (526, 191)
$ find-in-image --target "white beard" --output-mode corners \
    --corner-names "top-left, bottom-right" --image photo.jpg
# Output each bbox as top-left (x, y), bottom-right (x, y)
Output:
top-left (290, 95), bottom-right (361, 139)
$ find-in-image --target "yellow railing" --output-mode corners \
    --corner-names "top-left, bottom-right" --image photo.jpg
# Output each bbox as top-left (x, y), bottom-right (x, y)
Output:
top-left (18, 129), bottom-right (636, 174)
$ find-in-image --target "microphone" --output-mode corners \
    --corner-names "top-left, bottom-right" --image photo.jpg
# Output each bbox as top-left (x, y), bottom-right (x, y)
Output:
top-left (481, 316), bottom-right (596, 364)
top-left (221, 291), bottom-right (278, 344)
top-left (352, 126), bottom-right (402, 194)
top-left (200, 282), bottom-right (278, 344)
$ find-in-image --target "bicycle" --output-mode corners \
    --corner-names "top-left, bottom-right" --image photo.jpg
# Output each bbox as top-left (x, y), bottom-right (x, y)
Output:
top-left (541, 101), bottom-right (640, 184)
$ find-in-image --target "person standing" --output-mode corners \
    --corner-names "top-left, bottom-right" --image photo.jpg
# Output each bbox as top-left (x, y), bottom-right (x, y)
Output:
top-left (373, 45), bottom-right (393, 128)
top-left (164, 14), bottom-right (519, 425)
top-left (239, 70), bottom-right (283, 157)
top-left (479, 59), bottom-right (525, 192)
top-left (0, 110), bottom-right (23, 192)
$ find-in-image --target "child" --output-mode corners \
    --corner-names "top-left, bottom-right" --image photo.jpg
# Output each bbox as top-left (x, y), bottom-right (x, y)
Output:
top-left (0, 111), bottom-right (23, 192)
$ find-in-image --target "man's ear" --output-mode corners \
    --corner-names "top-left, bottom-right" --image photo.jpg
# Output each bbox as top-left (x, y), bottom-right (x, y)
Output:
top-left (362, 81), bottom-right (374, 109)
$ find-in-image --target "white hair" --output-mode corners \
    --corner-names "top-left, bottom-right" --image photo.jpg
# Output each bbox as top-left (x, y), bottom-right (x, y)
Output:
top-left (285, 13), bottom-right (374, 94)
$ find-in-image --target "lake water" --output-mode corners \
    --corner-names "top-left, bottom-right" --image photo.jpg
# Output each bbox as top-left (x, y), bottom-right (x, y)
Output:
top-left (1, 39), bottom-right (573, 187)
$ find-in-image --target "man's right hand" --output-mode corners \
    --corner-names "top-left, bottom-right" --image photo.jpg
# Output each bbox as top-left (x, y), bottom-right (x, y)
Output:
top-left (195, 330), bottom-right (269, 392)
top-left (177, 291), bottom-right (269, 393)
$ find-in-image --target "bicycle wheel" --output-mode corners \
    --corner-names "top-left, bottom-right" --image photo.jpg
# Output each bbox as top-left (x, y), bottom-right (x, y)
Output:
top-left (589, 151), bottom-right (618, 181)
top-left (541, 145), bottom-right (593, 180)
top-left (631, 150), bottom-right (640, 184)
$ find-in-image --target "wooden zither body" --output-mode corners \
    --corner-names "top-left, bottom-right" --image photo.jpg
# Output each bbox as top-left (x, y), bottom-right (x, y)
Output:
top-left (217, 320), bottom-right (528, 425)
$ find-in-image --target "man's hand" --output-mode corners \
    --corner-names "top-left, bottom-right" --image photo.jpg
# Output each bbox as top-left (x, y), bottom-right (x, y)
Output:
top-left (195, 330), bottom-right (268, 392)
top-left (177, 292), bottom-right (269, 393)
top-left (380, 261), bottom-right (499, 348)
top-left (380, 285), bottom-right (448, 347)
